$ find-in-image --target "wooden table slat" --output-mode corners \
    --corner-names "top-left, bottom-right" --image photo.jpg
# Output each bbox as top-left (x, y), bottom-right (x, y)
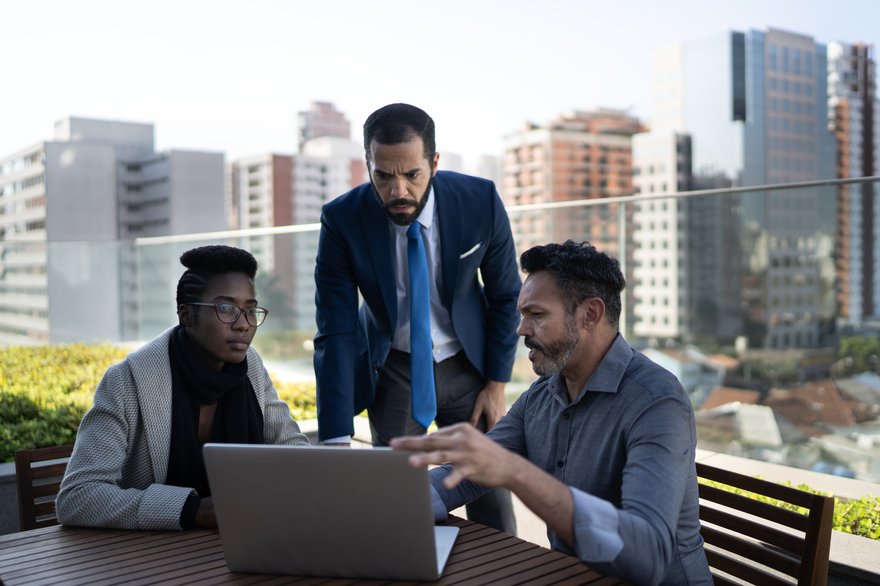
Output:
top-left (481, 554), bottom-right (589, 586)
top-left (5, 535), bottom-right (223, 585)
top-left (0, 519), bottom-right (627, 585)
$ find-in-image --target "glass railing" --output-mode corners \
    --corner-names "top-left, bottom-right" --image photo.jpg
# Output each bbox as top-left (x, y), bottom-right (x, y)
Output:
top-left (2, 177), bottom-right (879, 482)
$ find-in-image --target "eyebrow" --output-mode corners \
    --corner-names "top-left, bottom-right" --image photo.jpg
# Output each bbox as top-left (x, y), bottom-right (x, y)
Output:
top-left (212, 295), bottom-right (258, 305)
top-left (518, 300), bottom-right (550, 312)
top-left (372, 166), bottom-right (423, 176)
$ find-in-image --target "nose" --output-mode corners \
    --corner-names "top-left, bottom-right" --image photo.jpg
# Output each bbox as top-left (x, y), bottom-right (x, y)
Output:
top-left (231, 310), bottom-right (250, 330)
top-left (390, 176), bottom-right (408, 197)
top-left (516, 319), bottom-right (529, 337)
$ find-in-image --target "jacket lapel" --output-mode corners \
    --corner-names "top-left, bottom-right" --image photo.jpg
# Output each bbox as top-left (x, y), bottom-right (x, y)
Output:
top-left (128, 328), bottom-right (175, 483)
top-left (359, 190), bottom-right (397, 328)
top-left (435, 174), bottom-right (461, 308)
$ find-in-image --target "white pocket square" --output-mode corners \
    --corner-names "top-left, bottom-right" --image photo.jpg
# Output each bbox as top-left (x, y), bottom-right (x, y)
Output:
top-left (459, 242), bottom-right (482, 259)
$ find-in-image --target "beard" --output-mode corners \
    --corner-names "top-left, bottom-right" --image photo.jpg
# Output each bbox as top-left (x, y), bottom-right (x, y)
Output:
top-left (375, 175), bottom-right (433, 226)
top-left (524, 315), bottom-right (579, 377)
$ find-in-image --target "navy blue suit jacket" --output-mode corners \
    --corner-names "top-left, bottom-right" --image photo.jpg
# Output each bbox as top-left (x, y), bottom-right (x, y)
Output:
top-left (313, 171), bottom-right (522, 440)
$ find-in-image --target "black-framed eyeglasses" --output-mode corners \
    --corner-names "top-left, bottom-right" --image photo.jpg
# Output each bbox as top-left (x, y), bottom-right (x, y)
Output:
top-left (186, 302), bottom-right (269, 327)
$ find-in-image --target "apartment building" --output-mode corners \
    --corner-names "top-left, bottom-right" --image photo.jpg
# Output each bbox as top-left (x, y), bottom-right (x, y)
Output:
top-left (297, 101), bottom-right (351, 150)
top-left (502, 109), bottom-right (642, 333)
top-left (632, 131), bottom-right (692, 340)
top-left (0, 117), bottom-right (225, 345)
top-left (828, 42), bottom-right (879, 325)
top-left (227, 136), bottom-right (366, 331)
top-left (292, 137), bottom-right (366, 330)
top-left (502, 109), bottom-right (642, 251)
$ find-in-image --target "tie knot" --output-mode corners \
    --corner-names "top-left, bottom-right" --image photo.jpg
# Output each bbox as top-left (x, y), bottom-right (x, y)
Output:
top-left (407, 222), bottom-right (421, 239)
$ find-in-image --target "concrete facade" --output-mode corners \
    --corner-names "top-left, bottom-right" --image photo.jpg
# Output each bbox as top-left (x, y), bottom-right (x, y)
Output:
top-left (632, 131), bottom-right (691, 340)
top-left (0, 117), bottom-right (227, 345)
top-left (502, 109), bottom-right (643, 335)
top-left (297, 101), bottom-right (351, 150)
top-left (227, 136), bottom-right (365, 332)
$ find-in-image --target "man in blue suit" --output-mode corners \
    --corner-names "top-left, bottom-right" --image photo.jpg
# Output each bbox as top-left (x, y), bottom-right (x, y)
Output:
top-left (313, 103), bottom-right (520, 532)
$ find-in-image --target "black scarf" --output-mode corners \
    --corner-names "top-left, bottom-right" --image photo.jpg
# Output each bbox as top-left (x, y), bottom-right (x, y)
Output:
top-left (165, 326), bottom-right (264, 496)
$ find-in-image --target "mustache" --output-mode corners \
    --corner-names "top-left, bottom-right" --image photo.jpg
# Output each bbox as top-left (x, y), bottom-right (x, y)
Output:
top-left (382, 197), bottom-right (417, 210)
top-left (524, 337), bottom-right (545, 353)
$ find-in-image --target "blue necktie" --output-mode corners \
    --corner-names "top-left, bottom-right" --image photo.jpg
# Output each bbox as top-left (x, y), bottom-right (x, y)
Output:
top-left (407, 222), bottom-right (436, 428)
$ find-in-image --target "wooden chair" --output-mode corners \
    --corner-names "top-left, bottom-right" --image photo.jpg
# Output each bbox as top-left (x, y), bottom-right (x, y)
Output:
top-left (14, 445), bottom-right (73, 531)
top-left (696, 461), bottom-right (835, 586)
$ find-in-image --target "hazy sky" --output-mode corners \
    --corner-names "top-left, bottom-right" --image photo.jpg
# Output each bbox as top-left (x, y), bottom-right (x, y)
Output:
top-left (2, 0), bottom-right (878, 165)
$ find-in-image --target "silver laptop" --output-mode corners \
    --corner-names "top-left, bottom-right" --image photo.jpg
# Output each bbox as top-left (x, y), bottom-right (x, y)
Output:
top-left (203, 443), bottom-right (459, 581)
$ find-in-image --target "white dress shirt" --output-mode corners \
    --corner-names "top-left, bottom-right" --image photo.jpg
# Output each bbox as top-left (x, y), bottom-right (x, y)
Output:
top-left (390, 185), bottom-right (462, 362)
top-left (323, 186), bottom-right (462, 444)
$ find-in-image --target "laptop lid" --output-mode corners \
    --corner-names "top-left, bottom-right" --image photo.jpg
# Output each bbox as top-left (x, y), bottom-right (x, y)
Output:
top-left (203, 443), bottom-right (458, 581)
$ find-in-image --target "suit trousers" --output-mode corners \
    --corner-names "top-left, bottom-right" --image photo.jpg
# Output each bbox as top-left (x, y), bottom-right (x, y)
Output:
top-left (368, 349), bottom-right (517, 535)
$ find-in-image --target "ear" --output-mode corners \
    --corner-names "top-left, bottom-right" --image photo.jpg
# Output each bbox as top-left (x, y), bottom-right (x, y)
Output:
top-left (177, 304), bottom-right (192, 327)
top-left (582, 298), bottom-right (606, 330)
top-left (431, 152), bottom-right (440, 176)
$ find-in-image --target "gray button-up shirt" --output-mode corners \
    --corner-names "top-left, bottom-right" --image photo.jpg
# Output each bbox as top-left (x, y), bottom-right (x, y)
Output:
top-left (430, 334), bottom-right (712, 586)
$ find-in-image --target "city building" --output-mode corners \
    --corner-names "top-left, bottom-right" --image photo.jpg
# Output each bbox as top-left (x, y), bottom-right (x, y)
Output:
top-left (472, 154), bottom-right (503, 188)
top-left (0, 117), bottom-right (225, 346)
top-left (227, 135), bottom-right (365, 331)
top-left (502, 109), bottom-right (643, 332)
top-left (632, 131), bottom-right (692, 340)
top-left (634, 28), bottom-right (837, 349)
top-left (828, 42), bottom-right (879, 326)
top-left (502, 109), bottom-right (642, 250)
top-left (291, 137), bottom-right (366, 330)
top-left (297, 101), bottom-right (351, 150)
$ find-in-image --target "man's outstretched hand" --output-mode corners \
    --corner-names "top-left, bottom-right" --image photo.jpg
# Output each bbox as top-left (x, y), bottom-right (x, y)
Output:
top-left (390, 422), bottom-right (516, 489)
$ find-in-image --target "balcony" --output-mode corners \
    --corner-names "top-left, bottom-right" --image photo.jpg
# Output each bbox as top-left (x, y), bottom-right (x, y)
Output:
top-left (1, 176), bottom-right (880, 580)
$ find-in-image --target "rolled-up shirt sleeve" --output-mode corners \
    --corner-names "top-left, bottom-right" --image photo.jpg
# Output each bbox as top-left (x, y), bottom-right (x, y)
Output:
top-left (570, 487), bottom-right (623, 561)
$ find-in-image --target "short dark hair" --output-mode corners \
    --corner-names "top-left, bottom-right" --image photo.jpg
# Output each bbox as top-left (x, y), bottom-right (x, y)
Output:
top-left (175, 245), bottom-right (258, 306)
top-left (519, 240), bottom-right (626, 328)
top-left (363, 103), bottom-right (436, 163)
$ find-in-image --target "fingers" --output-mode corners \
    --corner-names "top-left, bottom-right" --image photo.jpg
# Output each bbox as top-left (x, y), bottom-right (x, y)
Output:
top-left (443, 468), bottom-right (465, 489)
top-left (389, 434), bottom-right (429, 450)
top-left (468, 403), bottom-right (483, 427)
top-left (483, 406), bottom-right (501, 429)
top-left (408, 451), bottom-right (451, 468)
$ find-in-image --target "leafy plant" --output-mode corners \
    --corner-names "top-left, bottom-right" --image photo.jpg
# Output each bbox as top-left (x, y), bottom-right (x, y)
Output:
top-left (833, 494), bottom-right (880, 540)
top-left (700, 477), bottom-right (880, 541)
top-left (0, 343), bottom-right (317, 462)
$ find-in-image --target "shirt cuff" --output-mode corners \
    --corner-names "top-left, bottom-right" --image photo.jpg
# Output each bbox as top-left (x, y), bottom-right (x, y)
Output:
top-left (570, 486), bottom-right (624, 562)
top-left (321, 435), bottom-right (352, 444)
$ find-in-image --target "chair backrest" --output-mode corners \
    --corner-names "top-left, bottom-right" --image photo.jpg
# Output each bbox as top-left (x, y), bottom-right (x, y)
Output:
top-left (15, 445), bottom-right (74, 531)
top-left (696, 462), bottom-right (835, 586)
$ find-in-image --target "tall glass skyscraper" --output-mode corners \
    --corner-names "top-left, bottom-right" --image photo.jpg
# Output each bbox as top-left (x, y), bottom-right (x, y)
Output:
top-left (641, 28), bottom-right (837, 349)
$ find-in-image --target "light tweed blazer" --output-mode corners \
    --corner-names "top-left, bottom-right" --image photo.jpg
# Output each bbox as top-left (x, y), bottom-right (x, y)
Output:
top-left (57, 327), bottom-right (309, 530)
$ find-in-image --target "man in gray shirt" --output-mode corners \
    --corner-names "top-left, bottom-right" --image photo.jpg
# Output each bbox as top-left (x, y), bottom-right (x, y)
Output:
top-left (391, 240), bottom-right (712, 585)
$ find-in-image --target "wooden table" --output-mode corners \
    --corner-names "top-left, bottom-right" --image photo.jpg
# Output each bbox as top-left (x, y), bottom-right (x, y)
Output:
top-left (0, 517), bottom-right (626, 585)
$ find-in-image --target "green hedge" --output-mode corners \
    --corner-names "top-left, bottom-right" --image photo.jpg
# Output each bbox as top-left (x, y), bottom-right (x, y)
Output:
top-left (0, 344), bottom-right (317, 462)
top-left (700, 477), bottom-right (880, 541)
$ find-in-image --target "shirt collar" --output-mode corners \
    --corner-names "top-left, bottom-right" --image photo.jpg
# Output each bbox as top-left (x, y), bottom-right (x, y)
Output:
top-left (548, 333), bottom-right (632, 404)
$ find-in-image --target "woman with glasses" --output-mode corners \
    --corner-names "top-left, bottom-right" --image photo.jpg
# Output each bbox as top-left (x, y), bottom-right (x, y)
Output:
top-left (58, 245), bottom-right (308, 530)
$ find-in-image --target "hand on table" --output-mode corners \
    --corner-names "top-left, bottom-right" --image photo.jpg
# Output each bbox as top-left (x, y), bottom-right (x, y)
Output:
top-left (194, 496), bottom-right (217, 528)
